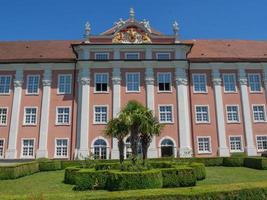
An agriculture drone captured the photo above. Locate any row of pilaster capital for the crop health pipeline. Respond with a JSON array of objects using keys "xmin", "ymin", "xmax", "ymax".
[
  {"xmin": 42, "ymin": 68, "xmax": 52, "ymax": 86},
  {"xmin": 238, "ymin": 68, "xmax": 248, "ymax": 86},
  {"xmin": 13, "ymin": 69, "xmax": 24, "ymax": 87},
  {"xmin": 145, "ymin": 67, "xmax": 154, "ymax": 85},
  {"xmin": 175, "ymin": 67, "xmax": 188, "ymax": 86},
  {"xmin": 211, "ymin": 68, "xmax": 222, "ymax": 86},
  {"xmin": 112, "ymin": 67, "xmax": 121, "ymax": 85},
  {"xmin": 78, "ymin": 67, "xmax": 90, "ymax": 85}
]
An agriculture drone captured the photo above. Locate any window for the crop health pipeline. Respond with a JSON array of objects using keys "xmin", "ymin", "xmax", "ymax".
[
  {"xmin": 0, "ymin": 108, "xmax": 7, "ymax": 125},
  {"xmin": 256, "ymin": 136, "xmax": 267, "ymax": 151},
  {"xmin": 158, "ymin": 73, "xmax": 171, "ymax": 91},
  {"xmin": 125, "ymin": 53, "xmax": 140, "ymax": 60},
  {"xmin": 0, "ymin": 75, "xmax": 11, "ymax": 94},
  {"xmin": 195, "ymin": 106, "xmax": 209, "ymax": 123},
  {"xmin": 229, "ymin": 136, "xmax": 242, "ymax": 152},
  {"xmin": 55, "ymin": 139, "xmax": 68, "ymax": 158},
  {"xmin": 0, "ymin": 140, "xmax": 4, "ymax": 158},
  {"xmin": 94, "ymin": 106, "xmax": 108, "ymax": 124},
  {"xmin": 198, "ymin": 137, "xmax": 211, "ymax": 153},
  {"xmin": 125, "ymin": 137, "xmax": 142, "ymax": 158},
  {"xmin": 95, "ymin": 73, "xmax": 108, "ymax": 92},
  {"xmin": 160, "ymin": 138, "xmax": 174, "ymax": 157},
  {"xmin": 193, "ymin": 74, "xmax": 207, "ymax": 93},
  {"xmin": 21, "ymin": 139, "xmax": 34, "ymax": 158},
  {"xmin": 26, "ymin": 75, "xmax": 39, "ymax": 94},
  {"xmin": 156, "ymin": 53, "xmax": 170, "ymax": 60},
  {"xmin": 95, "ymin": 52, "xmax": 109, "ymax": 60},
  {"xmin": 226, "ymin": 105, "xmax": 240, "ymax": 123},
  {"xmin": 58, "ymin": 74, "xmax": 72, "ymax": 94},
  {"xmin": 223, "ymin": 74, "xmax": 236, "ymax": 92},
  {"xmin": 159, "ymin": 105, "xmax": 173, "ymax": 123},
  {"xmin": 248, "ymin": 73, "xmax": 261, "ymax": 92},
  {"xmin": 126, "ymin": 73, "xmax": 140, "ymax": 92},
  {"xmin": 253, "ymin": 105, "xmax": 266, "ymax": 122},
  {"xmin": 24, "ymin": 107, "xmax": 37, "ymax": 125},
  {"xmin": 93, "ymin": 139, "xmax": 107, "ymax": 159},
  {"xmin": 56, "ymin": 107, "xmax": 70, "ymax": 125}
]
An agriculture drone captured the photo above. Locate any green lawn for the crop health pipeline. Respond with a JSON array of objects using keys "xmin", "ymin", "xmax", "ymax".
[{"xmin": 1, "ymin": 167, "xmax": 267, "ymax": 200}]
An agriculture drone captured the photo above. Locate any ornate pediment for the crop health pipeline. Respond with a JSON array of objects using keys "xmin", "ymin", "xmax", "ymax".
[{"xmin": 112, "ymin": 26, "xmax": 151, "ymax": 44}]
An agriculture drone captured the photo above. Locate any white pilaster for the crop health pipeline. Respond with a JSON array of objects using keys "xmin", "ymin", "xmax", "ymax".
[
  {"xmin": 175, "ymin": 67, "xmax": 192, "ymax": 157},
  {"xmin": 145, "ymin": 67, "xmax": 157, "ymax": 158},
  {"xmin": 76, "ymin": 66, "xmax": 90, "ymax": 159},
  {"xmin": 263, "ymin": 65, "xmax": 267, "ymax": 99},
  {"xmin": 6, "ymin": 69, "xmax": 23, "ymax": 159},
  {"xmin": 36, "ymin": 68, "xmax": 52, "ymax": 158},
  {"xmin": 212, "ymin": 69, "xmax": 230, "ymax": 157},
  {"xmin": 238, "ymin": 68, "xmax": 257, "ymax": 156},
  {"xmin": 111, "ymin": 67, "xmax": 121, "ymax": 159}
]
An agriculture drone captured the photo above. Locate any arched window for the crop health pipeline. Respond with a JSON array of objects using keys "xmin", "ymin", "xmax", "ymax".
[
  {"xmin": 161, "ymin": 138, "xmax": 174, "ymax": 157},
  {"xmin": 125, "ymin": 137, "xmax": 142, "ymax": 159},
  {"xmin": 93, "ymin": 139, "xmax": 107, "ymax": 159}
]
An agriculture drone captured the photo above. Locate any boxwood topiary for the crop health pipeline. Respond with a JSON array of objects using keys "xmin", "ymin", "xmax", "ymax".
[
  {"xmin": 244, "ymin": 157, "xmax": 267, "ymax": 170},
  {"xmin": 223, "ymin": 157, "xmax": 245, "ymax": 167},
  {"xmin": 38, "ymin": 160, "xmax": 61, "ymax": 171},
  {"xmin": 148, "ymin": 161, "xmax": 174, "ymax": 169},
  {"xmin": 189, "ymin": 162, "xmax": 206, "ymax": 180},
  {"xmin": 64, "ymin": 167, "xmax": 80, "ymax": 184},
  {"xmin": 106, "ymin": 169, "xmax": 163, "ymax": 191}
]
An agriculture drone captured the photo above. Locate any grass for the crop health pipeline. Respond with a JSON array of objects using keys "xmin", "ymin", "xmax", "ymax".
[{"xmin": 1, "ymin": 167, "xmax": 267, "ymax": 199}]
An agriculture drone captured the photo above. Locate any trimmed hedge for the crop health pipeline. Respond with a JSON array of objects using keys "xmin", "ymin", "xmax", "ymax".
[
  {"xmin": 64, "ymin": 167, "xmax": 80, "ymax": 184},
  {"xmin": 61, "ymin": 160, "xmax": 82, "ymax": 169},
  {"xmin": 106, "ymin": 170, "xmax": 163, "ymax": 191},
  {"xmin": 148, "ymin": 161, "xmax": 174, "ymax": 169},
  {"xmin": 95, "ymin": 163, "xmax": 121, "ymax": 170},
  {"xmin": 189, "ymin": 162, "xmax": 206, "ymax": 180},
  {"xmin": 0, "ymin": 162, "xmax": 39, "ymax": 180},
  {"xmin": 39, "ymin": 160, "xmax": 61, "ymax": 171},
  {"xmin": 74, "ymin": 169, "xmax": 109, "ymax": 190},
  {"xmin": 244, "ymin": 157, "xmax": 267, "ymax": 170},
  {"xmin": 223, "ymin": 157, "xmax": 245, "ymax": 167}
]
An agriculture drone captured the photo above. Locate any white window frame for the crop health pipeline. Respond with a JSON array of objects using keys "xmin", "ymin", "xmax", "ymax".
[
  {"xmin": 223, "ymin": 73, "xmax": 237, "ymax": 93},
  {"xmin": 256, "ymin": 135, "xmax": 267, "ymax": 152},
  {"xmin": 94, "ymin": 73, "xmax": 109, "ymax": 93},
  {"xmin": 0, "ymin": 139, "xmax": 5, "ymax": 158},
  {"xmin": 252, "ymin": 104, "xmax": 267, "ymax": 123},
  {"xmin": 20, "ymin": 138, "xmax": 35, "ymax": 159},
  {"xmin": 158, "ymin": 104, "xmax": 174, "ymax": 124},
  {"xmin": 197, "ymin": 136, "xmax": 212, "ymax": 154},
  {"xmin": 126, "ymin": 72, "xmax": 140, "ymax": 93},
  {"xmin": 195, "ymin": 105, "xmax": 210, "ymax": 124},
  {"xmin": 55, "ymin": 106, "xmax": 71, "ymax": 125},
  {"xmin": 192, "ymin": 73, "xmax": 207, "ymax": 93},
  {"xmin": 26, "ymin": 75, "xmax": 40, "ymax": 95},
  {"xmin": 91, "ymin": 137, "xmax": 109, "ymax": 160},
  {"xmin": 156, "ymin": 52, "xmax": 171, "ymax": 60},
  {"xmin": 157, "ymin": 72, "xmax": 172, "ymax": 92},
  {"xmin": 93, "ymin": 105, "xmax": 108, "ymax": 124},
  {"xmin": 226, "ymin": 105, "xmax": 240, "ymax": 123},
  {"xmin": 23, "ymin": 107, "xmax": 38, "ymax": 126},
  {"xmin": 57, "ymin": 74, "xmax": 72, "ymax": 95},
  {"xmin": 229, "ymin": 135, "xmax": 243, "ymax": 152},
  {"xmin": 248, "ymin": 73, "xmax": 262, "ymax": 93},
  {"xmin": 0, "ymin": 75, "xmax": 12, "ymax": 95},
  {"xmin": 54, "ymin": 138, "xmax": 69, "ymax": 158},
  {"xmin": 94, "ymin": 52, "xmax": 109, "ymax": 60},
  {"xmin": 0, "ymin": 107, "xmax": 8, "ymax": 126},
  {"xmin": 125, "ymin": 52, "xmax": 140, "ymax": 60}
]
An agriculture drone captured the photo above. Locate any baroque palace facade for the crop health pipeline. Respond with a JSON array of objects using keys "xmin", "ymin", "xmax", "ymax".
[{"xmin": 1, "ymin": 9, "xmax": 267, "ymax": 160}]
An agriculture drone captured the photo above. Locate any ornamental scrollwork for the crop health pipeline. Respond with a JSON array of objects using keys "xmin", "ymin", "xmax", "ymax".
[
  {"xmin": 42, "ymin": 79, "xmax": 52, "ymax": 87},
  {"xmin": 176, "ymin": 77, "xmax": 188, "ymax": 86},
  {"xmin": 80, "ymin": 77, "xmax": 90, "ymax": 85},
  {"xmin": 13, "ymin": 80, "xmax": 23, "ymax": 87},
  {"xmin": 212, "ymin": 78, "xmax": 222, "ymax": 86}
]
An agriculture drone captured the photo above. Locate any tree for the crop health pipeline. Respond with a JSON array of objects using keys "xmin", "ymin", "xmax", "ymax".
[{"xmin": 104, "ymin": 117, "xmax": 129, "ymax": 164}]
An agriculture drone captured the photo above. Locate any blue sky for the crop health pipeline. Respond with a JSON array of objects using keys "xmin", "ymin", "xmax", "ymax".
[{"xmin": 0, "ymin": 0, "xmax": 266, "ymax": 41}]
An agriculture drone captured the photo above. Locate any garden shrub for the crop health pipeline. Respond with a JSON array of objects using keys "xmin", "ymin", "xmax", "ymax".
[
  {"xmin": 223, "ymin": 157, "xmax": 245, "ymax": 167},
  {"xmin": 74, "ymin": 169, "xmax": 109, "ymax": 190},
  {"xmin": 148, "ymin": 161, "xmax": 174, "ymax": 168},
  {"xmin": 94, "ymin": 162, "xmax": 121, "ymax": 170},
  {"xmin": 64, "ymin": 167, "xmax": 80, "ymax": 184},
  {"xmin": 244, "ymin": 157, "xmax": 267, "ymax": 170},
  {"xmin": 38, "ymin": 160, "xmax": 61, "ymax": 171},
  {"xmin": 0, "ymin": 162, "xmax": 39, "ymax": 180},
  {"xmin": 106, "ymin": 169, "xmax": 163, "ymax": 191},
  {"xmin": 189, "ymin": 162, "xmax": 206, "ymax": 180},
  {"xmin": 193, "ymin": 157, "xmax": 224, "ymax": 166},
  {"xmin": 61, "ymin": 160, "xmax": 82, "ymax": 169},
  {"xmin": 230, "ymin": 152, "xmax": 247, "ymax": 157}
]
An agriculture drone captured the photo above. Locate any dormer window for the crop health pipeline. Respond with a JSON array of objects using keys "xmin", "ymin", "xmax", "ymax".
[
  {"xmin": 125, "ymin": 52, "xmax": 140, "ymax": 60},
  {"xmin": 156, "ymin": 53, "xmax": 171, "ymax": 60},
  {"xmin": 95, "ymin": 53, "xmax": 109, "ymax": 60}
]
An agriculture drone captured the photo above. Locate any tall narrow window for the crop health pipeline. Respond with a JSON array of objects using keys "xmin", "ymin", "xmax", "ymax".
[
  {"xmin": 158, "ymin": 73, "xmax": 171, "ymax": 91},
  {"xmin": 22, "ymin": 139, "xmax": 34, "ymax": 158},
  {"xmin": 223, "ymin": 74, "xmax": 236, "ymax": 92},
  {"xmin": 94, "ymin": 106, "xmax": 108, "ymax": 124},
  {"xmin": 159, "ymin": 105, "xmax": 173, "ymax": 123},
  {"xmin": 193, "ymin": 74, "xmax": 207, "ymax": 93},
  {"xmin": 24, "ymin": 107, "xmax": 37, "ymax": 125},
  {"xmin": 55, "ymin": 139, "xmax": 68, "ymax": 158},
  {"xmin": 195, "ymin": 106, "xmax": 209, "ymax": 123},
  {"xmin": 0, "ymin": 108, "xmax": 7, "ymax": 125},
  {"xmin": 125, "ymin": 53, "xmax": 140, "ymax": 60},
  {"xmin": 253, "ymin": 105, "xmax": 266, "ymax": 122},
  {"xmin": 229, "ymin": 136, "xmax": 242, "ymax": 152},
  {"xmin": 95, "ymin": 73, "xmax": 108, "ymax": 92},
  {"xmin": 0, "ymin": 75, "xmax": 11, "ymax": 94},
  {"xmin": 126, "ymin": 73, "xmax": 140, "ymax": 92},
  {"xmin": 95, "ymin": 53, "xmax": 109, "ymax": 60},
  {"xmin": 198, "ymin": 137, "xmax": 211, "ymax": 153},
  {"xmin": 58, "ymin": 74, "xmax": 72, "ymax": 94},
  {"xmin": 26, "ymin": 75, "xmax": 39, "ymax": 94},
  {"xmin": 256, "ymin": 136, "xmax": 267, "ymax": 151},
  {"xmin": 226, "ymin": 105, "xmax": 240, "ymax": 123},
  {"xmin": 248, "ymin": 73, "xmax": 261, "ymax": 92},
  {"xmin": 93, "ymin": 139, "xmax": 107, "ymax": 159},
  {"xmin": 0, "ymin": 140, "xmax": 4, "ymax": 158},
  {"xmin": 56, "ymin": 107, "xmax": 70, "ymax": 125}
]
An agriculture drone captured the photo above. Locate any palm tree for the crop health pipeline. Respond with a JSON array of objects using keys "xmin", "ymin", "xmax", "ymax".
[{"xmin": 104, "ymin": 117, "xmax": 129, "ymax": 164}]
